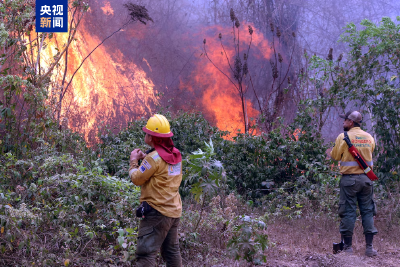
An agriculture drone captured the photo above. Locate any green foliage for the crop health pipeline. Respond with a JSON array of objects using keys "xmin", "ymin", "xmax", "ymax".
[
  {"xmin": 227, "ymin": 216, "xmax": 269, "ymax": 264},
  {"xmin": 218, "ymin": 111, "xmax": 337, "ymax": 200},
  {"xmin": 99, "ymin": 109, "xmax": 337, "ymax": 203},
  {"xmin": 98, "ymin": 117, "xmax": 148, "ymax": 177},
  {"xmin": 306, "ymin": 17, "xmax": 400, "ymax": 183},
  {"xmin": 0, "ymin": 0, "xmax": 45, "ymax": 156},
  {"xmin": 179, "ymin": 193, "xmax": 270, "ymax": 265},
  {"xmin": 183, "ymin": 139, "xmax": 226, "ymax": 201},
  {"xmin": 181, "ymin": 140, "xmax": 271, "ymax": 264},
  {"xmin": 0, "ymin": 73, "xmax": 51, "ymax": 157},
  {"xmin": 98, "ymin": 111, "xmax": 228, "ymax": 177},
  {"xmin": 0, "ymin": 0, "xmax": 89, "ymax": 158},
  {"xmin": 0, "ymin": 147, "xmax": 141, "ymax": 265},
  {"xmin": 340, "ymin": 17, "xmax": 400, "ymax": 181},
  {"xmin": 99, "ymin": 109, "xmax": 336, "ymax": 202}
]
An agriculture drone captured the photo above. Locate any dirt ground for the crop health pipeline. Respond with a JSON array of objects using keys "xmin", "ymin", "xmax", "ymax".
[
  {"xmin": 261, "ymin": 215, "xmax": 400, "ymax": 267},
  {"xmin": 200, "ymin": 214, "xmax": 400, "ymax": 267},
  {"xmin": 261, "ymin": 248, "xmax": 400, "ymax": 267}
]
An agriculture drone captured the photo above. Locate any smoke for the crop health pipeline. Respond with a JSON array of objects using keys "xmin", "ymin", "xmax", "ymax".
[{"xmin": 58, "ymin": 0, "xmax": 400, "ymax": 140}]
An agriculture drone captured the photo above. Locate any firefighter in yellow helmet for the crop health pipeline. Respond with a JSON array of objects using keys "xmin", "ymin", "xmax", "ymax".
[{"xmin": 129, "ymin": 114, "xmax": 182, "ymax": 267}]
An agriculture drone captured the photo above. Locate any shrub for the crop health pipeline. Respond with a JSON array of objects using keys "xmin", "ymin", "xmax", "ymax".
[
  {"xmin": 0, "ymin": 147, "xmax": 141, "ymax": 266},
  {"xmin": 98, "ymin": 111, "xmax": 228, "ymax": 177},
  {"xmin": 217, "ymin": 108, "xmax": 337, "ymax": 200}
]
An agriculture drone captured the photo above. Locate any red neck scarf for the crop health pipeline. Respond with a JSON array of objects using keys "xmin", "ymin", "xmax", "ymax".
[{"xmin": 152, "ymin": 137, "xmax": 182, "ymax": 164}]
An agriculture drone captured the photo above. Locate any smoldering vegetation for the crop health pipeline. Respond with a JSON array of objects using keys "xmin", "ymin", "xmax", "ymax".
[
  {"xmin": 1, "ymin": 0, "xmax": 400, "ymax": 266},
  {"xmin": 77, "ymin": 0, "xmax": 400, "ymax": 140}
]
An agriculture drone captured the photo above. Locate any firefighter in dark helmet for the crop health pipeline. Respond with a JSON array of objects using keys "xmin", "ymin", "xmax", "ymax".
[{"xmin": 330, "ymin": 111, "xmax": 378, "ymax": 256}]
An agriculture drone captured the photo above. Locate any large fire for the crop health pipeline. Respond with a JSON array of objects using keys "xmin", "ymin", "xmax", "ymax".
[
  {"xmin": 180, "ymin": 23, "xmax": 271, "ymax": 136},
  {"xmin": 34, "ymin": 2, "xmax": 272, "ymax": 140},
  {"xmin": 39, "ymin": 9, "xmax": 158, "ymax": 140}
]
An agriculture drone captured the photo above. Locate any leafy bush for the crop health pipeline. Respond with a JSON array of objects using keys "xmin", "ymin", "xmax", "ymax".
[
  {"xmin": 180, "ymin": 139, "xmax": 269, "ymax": 264},
  {"xmin": 301, "ymin": 17, "xmax": 400, "ymax": 183},
  {"xmin": 180, "ymin": 193, "xmax": 269, "ymax": 265},
  {"xmin": 0, "ymin": 0, "xmax": 89, "ymax": 159},
  {"xmin": 227, "ymin": 216, "xmax": 269, "ymax": 264},
  {"xmin": 99, "ymin": 109, "xmax": 337, "ymax": 202},
  {"xmin": 98, "ymin": 111, "xmax": 228, "ymax": 177},
  {"xmin": 182, "ymin": 139, "xmax": 226, "ymax": 200},
  {"xmin": 339, "ymin": 18, "xmax": 400, "ymax": 182},
  {"xmin": 0, "ymin": 148, "xmax": 141, "ymax": 266},
  {"xmin": 217, "ymin": 108, "xmax": 337, "ymax": 200}
]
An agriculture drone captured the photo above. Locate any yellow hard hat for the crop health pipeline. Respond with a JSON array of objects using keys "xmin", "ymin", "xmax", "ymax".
[{"xmin": 142, "ymin": 114, "xmax": 173, "ymax": 137}]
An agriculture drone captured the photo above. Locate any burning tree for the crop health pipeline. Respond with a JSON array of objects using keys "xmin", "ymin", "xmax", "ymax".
[
  {"xmin": 0, "ymin": 0, "xmax": 154, "ymax": 155},
  {"xmin": 202, "ymin": 7, "xmax": 299, "ymax": 134},
  {"xmin": 57, "ymin": 2, "xmax": 154, "ymax": 131},
  {"xmin": 203, "ymin": 8, "xmax": 255, "ymax": 134},
  {"xmin": 0, "ymin": 0, "xmax": 90, "ymax": 155},
  {"xmin": 199, "ymin": 1, "xmax": 300, "ymax": 132}
]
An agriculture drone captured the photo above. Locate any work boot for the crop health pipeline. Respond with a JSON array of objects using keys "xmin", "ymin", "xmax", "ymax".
[
  {"xmin": 365, "ymin": 234, "xmax": 378, "ymax": 257},
  {"xmin": 343, "ymin": 236, "xmax": 353, "ymax": 254}
]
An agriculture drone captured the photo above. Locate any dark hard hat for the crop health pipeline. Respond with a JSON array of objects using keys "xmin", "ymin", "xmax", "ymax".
[{"xmin": 339, "ymin": 111, "xmax": 362, "ymax": 124}]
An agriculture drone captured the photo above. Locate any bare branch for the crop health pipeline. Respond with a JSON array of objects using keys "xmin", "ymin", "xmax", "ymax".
[
  {"xmin": 220, "ymin": 40, "xmax": 234, "ymax": 73},
  {"xmin": 35, "ymin": 33, "xmax": 45, "ymax": 73},
  {"xmin": 277, "ymin": 42, "xmax": 296, "ymax": 89},
  {"xmin": 39, "ymin": 11, "xmax": 85, "ymax": 83},
  {"xmin": 62, "ymin": 20, "xmax": 132, "ymax": 101},
  {"xmin": 203, "ymin": 43, "xmax": 239, "ymax": 92},
  {"xmin": 248, "ymin": 72, "xmax": 263, "ymax": 116}
]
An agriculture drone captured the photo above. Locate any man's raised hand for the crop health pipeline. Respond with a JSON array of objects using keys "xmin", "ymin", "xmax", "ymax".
[{"xmin": 130, "ymin": 149, "xmax": 146, "ymax": 161}]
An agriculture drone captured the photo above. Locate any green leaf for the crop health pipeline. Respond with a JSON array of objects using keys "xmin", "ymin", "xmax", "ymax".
[
  {"xmin": 118, "ymin": 228, "xmax": 124, "ymax": 236},
  {"xmin": 125, "ymin": 228, "xmax": 135, "ymax": 234},
  {"xmin": 117, "ymin": 236, "xmax": 124, "ymax": 245}
]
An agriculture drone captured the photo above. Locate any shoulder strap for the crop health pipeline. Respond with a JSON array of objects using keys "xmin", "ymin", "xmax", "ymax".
[
  {"xmin": 343, "ymin": 131, "xmax": 353, "ymax": 147},
  {"xmin": 145, "ymin": 148, "xmax": 155, "ymax": 154}
]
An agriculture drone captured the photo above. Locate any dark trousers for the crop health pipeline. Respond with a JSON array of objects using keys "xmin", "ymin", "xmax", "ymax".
[
  {"xmin": 338, "ymin": 174, "xmax": 378, "ymax": 237},
  {"xmin": 135, "ymin": 209, "xmax": 182, "ymax": 267}
]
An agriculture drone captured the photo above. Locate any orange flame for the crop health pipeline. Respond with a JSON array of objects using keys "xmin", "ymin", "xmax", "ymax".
[
  {"xmin": 293, "ymin": 128, "xmax": 306, "ymax": 141},
  {"xmin": 35, "ymin": 12, "xmax": 273, "ymax": 141},
  {"xmin": 180, "ymin": 23, "xmax": 270, "ymax": 137},
  {"xmin": 40, "ymin": 23, "xmax": 158, "ymax": 140},
  {"xmin": 101, "ymin": 1, "xmax": 114, "ymax": 16}
]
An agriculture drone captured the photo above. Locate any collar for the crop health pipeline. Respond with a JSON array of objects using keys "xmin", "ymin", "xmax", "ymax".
[
  {"xmin": 145, "ymin": 148, "xmax": 155, "ymax": 154},
  {"xmin": 349, "ymin": 127, "xmax": 361, "ymax": 132}
]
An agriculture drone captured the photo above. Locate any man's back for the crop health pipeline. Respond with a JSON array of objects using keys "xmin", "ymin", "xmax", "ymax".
[
  {"xmin": 130, "ymin": 150, "xmax": 182, "ymax": 218},
  {"xmin": 331, "ymin": 127, "xmax": 375, "ymax": 174}
]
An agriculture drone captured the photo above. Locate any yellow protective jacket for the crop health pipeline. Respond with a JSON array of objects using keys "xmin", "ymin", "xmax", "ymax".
[
  {"xmin": 129, "ymin": 150, "xmax": 182, "ymax": 218},
  {"xmin": 330, "ymin": 127, "xmax": 375, "ymax": 174}
]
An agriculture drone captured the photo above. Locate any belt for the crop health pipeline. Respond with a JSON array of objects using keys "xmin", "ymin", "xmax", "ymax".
[{"xmin": 340, "ymin": 161, "xmax": 373, "ymax": 167}]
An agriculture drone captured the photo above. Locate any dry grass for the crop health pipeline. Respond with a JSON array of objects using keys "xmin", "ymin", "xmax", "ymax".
[
  {"xmin": 179, "ymin": 192, "xmax": 400, "ymax": 267},
  {"xmin": 179, "ymin": 214, "xmax": 400, "ymax": 267},
  {"xmin": 264, "ymin": 214, "xmax": 400, "ymax": 266}
]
